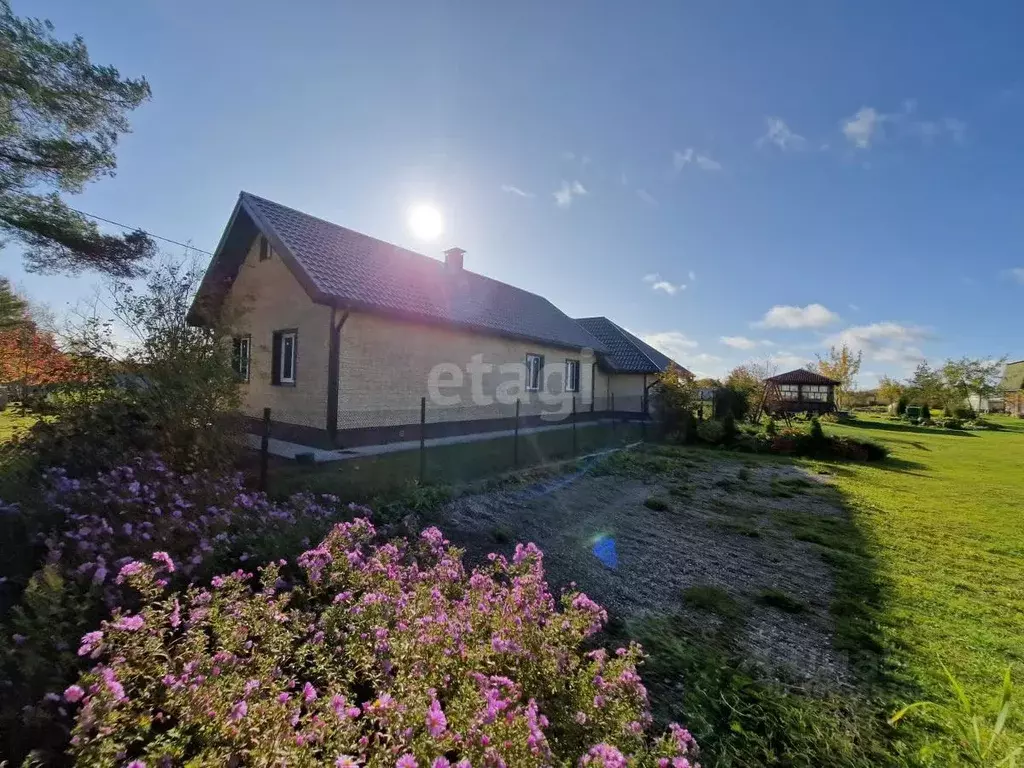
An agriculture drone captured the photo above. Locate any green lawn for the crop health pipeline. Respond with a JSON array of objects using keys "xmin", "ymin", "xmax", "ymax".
[
  {"xmin": 0, "ymin": 408, "xmax": 37, "ymax": 445},
  {"xmin": 822, "ymin": 414, "xmax": 1024, "ymax": 723}
]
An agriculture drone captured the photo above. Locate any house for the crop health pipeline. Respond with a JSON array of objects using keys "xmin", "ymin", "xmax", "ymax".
[
  {"xmin": 763, "ymin": 368, "xmax": 838, "ymax": 415},
  {"xmin": 189, "ymin": 192, "xmax": 672, "ymax": 447},
  {"xmin": 575, "ymin": 316, "xmax": 691, "ymax": 411},
  {"xmin": 998, "ymin": 360, "xmax": 1024, "ymax": 417}
]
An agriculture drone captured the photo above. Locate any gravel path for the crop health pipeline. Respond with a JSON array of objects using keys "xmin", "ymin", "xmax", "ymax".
[{"xmin": 439, "ymin": 450, "xmax": 852, "ymax": 688}]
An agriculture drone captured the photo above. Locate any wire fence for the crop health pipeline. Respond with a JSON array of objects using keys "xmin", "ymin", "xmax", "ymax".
[{"xmin": 256, "ymin": 395, "xmax": 653, "ymax": 494}]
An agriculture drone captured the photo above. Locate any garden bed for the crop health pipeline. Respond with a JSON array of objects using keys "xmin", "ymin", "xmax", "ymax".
[{"xmin": 439, "ymin": 448, "xmax": 854, "ymax": 688}]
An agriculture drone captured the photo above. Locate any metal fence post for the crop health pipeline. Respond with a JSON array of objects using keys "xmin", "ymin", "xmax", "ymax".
[
  {"xmin": 610, "ymin": 393, "xmax": 616, "ymax": 442},
  {"xmin": 259, "ymin": 407, "xmax": 271, "ymax": 493},
  {"xmin": 513, "ymin": 399, "xmax": 520, "ymax": 468},
  {"xmin": 419, "ymin": 396, "xmax": 426, "ymax": 483},
  {"xmin": 572, "ymin": 395, "xmax": 577, "ymax": 456}
]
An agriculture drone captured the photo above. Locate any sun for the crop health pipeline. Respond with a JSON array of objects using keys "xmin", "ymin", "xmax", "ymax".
[{"xmin": 407, "ymin": 204, "xmax": 444, "ymax": 241}]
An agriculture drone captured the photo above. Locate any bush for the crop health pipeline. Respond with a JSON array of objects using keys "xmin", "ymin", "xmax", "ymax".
[
  {"xmin": 942, "ymin": 418, "xmax": 963, "ymax": 430},
  {"xmin": 0, "ymin": 454, "xmax": 358, "ymax": 763},
  {"xmin": 896, "ymin": 397, "xmax": 908, "ymax": 416},
  {"xmin": 809, "ymin": 417, "xmax": 825, "ymax": 442},
  {"xmin": 65, "ymin": 521, "xmax": 699, "ymax": 766},
  {"xmin": 952, "ymin": 405, "xmax": 976, "ymax": 420},
  {"xmin": 722, "ymin": 414, "xmax": 737, "ymax": 443},
  {"xmin": 921, "ymin": 404, "xmax": 931, "ymax": 420},
  {"xmin": 764, "ymin": 417, "xmax": 777, "ymax": 437},
  {"xmin": 696, "ymin": 420, "xmax": 726, "ymax": 445}
]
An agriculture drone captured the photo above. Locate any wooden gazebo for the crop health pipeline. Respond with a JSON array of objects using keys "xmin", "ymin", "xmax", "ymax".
[{"xmin": 760, "ymin": 368, "xmax": 839, "ymax": 417}]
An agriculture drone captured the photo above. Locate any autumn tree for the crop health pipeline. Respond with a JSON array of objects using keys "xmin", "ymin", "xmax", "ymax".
[
  {"xmin": 876, "ymin": 375, "xmax": 905, "ymax": 405},
  {"xmin": 0, "ymin": 1, "xmax": 155, "ymax": 276},
  {"xmin": 815, "ymin": 344, "xmax": 862, "ymax": 410},
  {"xmin": 725, "ymin": 356, "xmax": 778, "ymax": 422}
]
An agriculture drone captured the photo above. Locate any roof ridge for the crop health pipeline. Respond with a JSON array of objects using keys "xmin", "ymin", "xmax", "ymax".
[
  {"xmin": 605, "ymin": 317, "xmax": 663, "ymax": 371},
  {"xmin": 240, "ymin": 191, "xmax": 559, "ymax": 299}
]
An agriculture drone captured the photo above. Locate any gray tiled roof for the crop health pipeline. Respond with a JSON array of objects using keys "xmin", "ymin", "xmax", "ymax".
[
  {"xmin": 575, "ymin": 317, "xmax": 690, "ymax": 375},
  {"xmin": 766, "ymin": 368, "xmax": 839, "ymax": 385},
  {"xmin": 999, "ymin": 360, "xmax": 1024, "ymax": 392},
  {"xmin": 194, "ymin": 192, "xmax": 606, "ymax": 352}
]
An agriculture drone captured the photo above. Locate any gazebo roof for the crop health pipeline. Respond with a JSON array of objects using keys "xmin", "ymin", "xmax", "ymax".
[{"xmin": 765, "ymin": 368, "xmax": 840, "ymax": 386}]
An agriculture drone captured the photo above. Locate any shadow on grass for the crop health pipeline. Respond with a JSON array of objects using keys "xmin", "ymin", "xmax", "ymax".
[
  {"xmin": 842, "ymin": 419, "xmax": 977, "ymax": 438},
  {"xmin": 596, "ymin": 448, "xmax": 925, "ymax": 767}
]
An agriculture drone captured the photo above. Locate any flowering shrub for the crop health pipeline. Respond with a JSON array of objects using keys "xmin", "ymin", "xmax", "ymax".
[
  {"xmin": 35, "ymin": 453, "xmax": 359, "ymax": 598},
  {"xmin": 0, "ymin": 454, "xmax": 361, "ymax": 763},
  {"xmin": 67, "ymin": 520, "xmax": 699, "ymax": 767}
]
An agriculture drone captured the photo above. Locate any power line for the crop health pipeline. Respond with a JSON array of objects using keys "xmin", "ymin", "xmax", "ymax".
[{"xmin": 67, "ymin": 206, "xmax": 213, "ymax": 255}]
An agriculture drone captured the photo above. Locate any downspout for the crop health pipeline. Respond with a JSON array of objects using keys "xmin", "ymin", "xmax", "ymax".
[{"xmin": 326, "ymin": 305, "xmax": 350, "ymax": 440}]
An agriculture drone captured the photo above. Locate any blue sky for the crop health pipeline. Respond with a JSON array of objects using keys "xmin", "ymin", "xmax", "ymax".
[{"xmin": 6, "ymin": 1, "xmax": 1024, "ymax": 386}]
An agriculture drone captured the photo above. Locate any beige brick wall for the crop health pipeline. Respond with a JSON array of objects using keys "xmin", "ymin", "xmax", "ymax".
[
  {"xmin": 608, "ymin": 373, "xmax": 649, "ymax": 412},
  {"xmin": 222, "ymin": 237, "xmax": 331, "ymax": 429},
  {"xmin": 337, "ymin": 311, "xmax": 598, "ymax": 428}
]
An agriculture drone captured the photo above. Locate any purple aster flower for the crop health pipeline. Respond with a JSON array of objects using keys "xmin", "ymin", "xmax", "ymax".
[
  {"xmin": 150, "ymin": 551, "xmax": 175, "ymax": 573},
  {"xmin": 115, "ymin": 561, "xmax": 145, "ymax": 584},
  {"xmin": 115, "ymin": 614, "xmax": 145, "ymax": 632},
  {"xmin": 63, "ymin": 684, "xmax": 85, "ymax": 703},
  {"xmin": 425, "ymin": 698, "xmax": 447, "ymax": 737},
  {"xmin": 229, "ymin": 699, "xmax": 247, "ymax": 721},
  {"xmin": 335, "ymin": 757, "xmax": 359, "ymax": 768},
  {"xmin": 77, "ymin": 630, "xmax": 103, "ymax": 657},
  {"xmin": 303, "ymin": 682, "xmax": 317, "ymax": 702},
  {"xmin": 396, "ymin": 756, "xmax": 417, "ymax": 768}
]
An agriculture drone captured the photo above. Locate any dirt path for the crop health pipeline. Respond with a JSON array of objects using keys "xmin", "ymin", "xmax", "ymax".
[{"xmin": 439, "ymin": 449, "xmax": 852, "ymax": 688}]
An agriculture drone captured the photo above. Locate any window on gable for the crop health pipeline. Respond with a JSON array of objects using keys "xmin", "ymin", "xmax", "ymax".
[
  {"xmin": 272, "ymin": 330, "xmax": 297, "ymax": 385},
  {"xmin": 231, "ymin": 335, "xmax": 250, "ymax": 382},
  {"xmin": 259, "ymin": 236, "xmax": 270, "ymax": 261},
  {"xmin": 525, "ymin": 353, "xmax": 543, "ymax": 392},
  {"xmin": 565, "ymin": 358, "xmax": 580, "ymax": 393}
]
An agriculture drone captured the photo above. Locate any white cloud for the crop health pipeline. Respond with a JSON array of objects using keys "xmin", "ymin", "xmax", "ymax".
[
  {"xmin": 824, "ymin": 322, "xmax": 930, "ymax": 370},
  {"xmin": 842, "ymin": 107, "xmax": 883, "ymax": 149},
  {"xmin": 636, "ymin": 188, "xmax": 657, "ymax": 206},
  {"xmin": 641, "ymin": 331, "xmax": 701, "ymax": 365},
  {"xmin": 673, "ymin": 148, "xmax": 722, "ymax": 173},
  {"xmin": 842, "ymin": 103, "xmax": 965, "ymax": 150},
  {"xmin": 848, "ymin": 303, "xmax": 860, "ymax": 311},
  {"xmin": 772, "ymin": 351, "xmax": 811, "ymax": 370},
  {"xmin": 758, "ymin": 117, "xmax": 806, "ymax": 151},
  {"xmin": 500, "ymin": 184, "xmax": 533, "ymax": 198},
  {"xmin": 688, "ymin": 270, "xmax": 696, "ymax": 282},
  {"xmin": 755, "ymin": 303, "xmax": 839, "ymax": 329},
  {"xmin": 1006, "ymin": 267, "xmax": 1024, "ymax": 284},
  {"xmin": 653, "ymin": 281, "xmax": 684, "ymax": 295},
  {"xmin": 721, "ymin": 335, "xmax": 758, "ymax": 350},
  {"xmin": 643, "ymin": 273, "xmax": 686, "ymax": 295},
  {"xmin": 553, "ymin": 180, "xmax": 587, "ymax": 208}
]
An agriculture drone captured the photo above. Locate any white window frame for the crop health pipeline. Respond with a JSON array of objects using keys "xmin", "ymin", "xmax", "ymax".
[
  {"xmin": 525, "ymin": 353, "xmax": 543, "ymax": 392},
  {"xmin": 232, "ymin": 335, "xmax": 251, "ymax": 382},
  {"xmin": 279, "ymin": 331, "xmax": 297, "ymax": 384},
  {"xmin": 565, "ymin": 358, "xmax": 580, "ymax": 393}
]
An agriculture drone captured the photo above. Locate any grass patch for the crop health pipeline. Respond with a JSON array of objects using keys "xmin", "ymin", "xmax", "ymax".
[
  {"xmin": 643, "ymin": 495, "xmax": 670, "ymax": 511},
  {"xmin": 620, "ymin": 615, "xmax": 899, "ymax": 768},
  {"xmin": 736, "ymin": 467, "xmax": 753, "ymax": 483},
  {"xmin": 682, "ymin": 584, "xmax": 745, "ymax": 620},
  {"xmin": 668, "ymin": 482, "xmax": 692, "ymax": 499},
  {"xmin": 275, "ymin": 422, "xmax": 643, "ymax": 500},
  {"xmin": 756, "ymin": 588, "xmax": 807, "ymax": 614},
  {"xmin": 811, "ymin": 413, "xmax": 1024, "ymax": 745},
  {"xmin": 715, "ymin": 519, "xmax": 762, "ymax": 538},
  {"xmin": 0, "ymin": 409, "xmax": 39, "ymax": 445}
]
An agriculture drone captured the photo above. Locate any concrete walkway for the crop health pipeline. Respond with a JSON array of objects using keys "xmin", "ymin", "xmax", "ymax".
[{"xmin": 242, "ymin": 418, "xmax": 628, "ymax": 462}]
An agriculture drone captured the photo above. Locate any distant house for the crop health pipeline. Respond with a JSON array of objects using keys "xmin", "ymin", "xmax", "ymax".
[
  {"xmin": 763, "ymin": 368, "xmax": 839, "ymax": 415},
  {"xmin": 575, "ymin": 317, "xmax": 691, "ymax": 411},
  {"xmin": 189, "ymin": 192, "xmax": 687, "ymax": 447},
  {"xmin": 998, "ymin": 360, "xmax": 1024, "ymax": 417}
]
